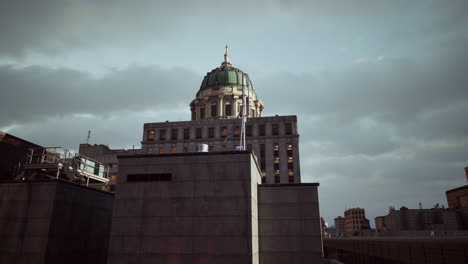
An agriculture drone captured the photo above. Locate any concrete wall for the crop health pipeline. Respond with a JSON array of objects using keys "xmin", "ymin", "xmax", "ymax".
[
  {"xmin": 107, "ymin": 151, "xmax": 261, "ymax": 264},
  {"xmin": 0, "ymin": 180, "xmax": 114, "ymax": 264},
  {"xmin": 258, "ymin": 183, "xmax": 322, "ymax": 264},
  {"xmin": 324, "ymin": 237, "xmax": 468, "ymax": 264}
]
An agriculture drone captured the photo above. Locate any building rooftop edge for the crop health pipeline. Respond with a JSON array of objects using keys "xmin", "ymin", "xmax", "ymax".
[
  {"xmin": 446, "ymin": 184, "xmax": 468, "ymax": 193},
  {"xmin": 259, "ymin": 183, "xmax": 319, "ymax": 187},
  {"xmin": 117, "ymin": 150, "xmax": 252, "ymax": 159},
  {"xmin": 0, "ymin": 179, "xmax": 114, "ymax": 195}
]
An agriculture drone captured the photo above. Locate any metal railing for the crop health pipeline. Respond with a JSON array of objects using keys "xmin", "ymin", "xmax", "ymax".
[{"xmin": 21, "ymin": 147, "xmax": 110, "ymax": 186}]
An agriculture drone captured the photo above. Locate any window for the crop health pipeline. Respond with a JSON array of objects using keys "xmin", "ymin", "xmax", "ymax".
[
  {"xmin": 208, "ymin": 127, "xmax": 215, "ymax": 138},
  {"xmin": 287, "ymin": 144, "xmax": 293, "ymax": 157},
  {"xmin": 274, "ymin": 174, "xmax": 280, "ymax": 183},
  {"xmin": 200, "ymin": 105, "xmax": 205, "ymax": 119},
  {"xmin": 272, "ymin": 124, "xmax": 279, "ymax": 136},
  {"xmin": 288, "ymin": 176, "xmax": 294, "ymax": 183},
  {"xmin": 221, "ymin": 127, "xmax": 228, "ymax": 137},
  {"xmin": 159, "ymin": 129, "xmax": 166, "ymax": 140},
  {"xmin": 147, "ymin": 148, "xmax": 153, "ymax": 154},
  {"xmin": 184, "ymin": 128, "xmax": 190, "ymax": 140},
  {"xmin": 259, "ymin": 124, "xmax": 265, "ymax": 136},
  {"xmin": 286, "ymin": 123, "xmax": 292, "ymax": 135},
  {"xmin": 274, "ymin": 163, "xmax": 279, "ymax": 170},
  {"xmin": 196, "ymin": 127, "xmax": 202, "ymax": 139},
  {"xmin": 260, "ymin": 160, "xmax": 266, "ymax": 171},
  {"xmin": 158, "ymin": 148, "xmax": 164, "ymax": 154},
  {"xmin": 246, "ymin": 125, "xmax": 252, "ymax": 137},
  {"xmin": 148, "ymin": 130, "xmax": 155, "ymax": 141},
  {"xmin": 225, "ymin": 104, "xmax": 232, "ymax": 116},
  {"xmin": 233, "ymin": 126, "xmax": 240, "ymax": 137},
  {"xmin": 273, "ymin": 143, "xmax": 279, "ymax": 158},
  {"xmin": 171, "ymin": 147, "xmax": 177, "ymax": 153},
  {"xmin": 171, "ymin": 128, "xmax": 178, "ymax": 140},
  {"xmin": 127, "ymin": 173, "xmax": 172, "ymax": 182},
  {"xmin": 262, "ymin": 177, "xmax": 266, "ymax": 184},
  {"xmin": 288, "ymin": 170, "xmax": 294, "ymax": 176},
  {"xmin": 208, "ymin": 145, "xmax": 213, "ymax": 152},
  {"xmin": 211, "ymin": 104, "xmax": 217, "ymax": 117}
]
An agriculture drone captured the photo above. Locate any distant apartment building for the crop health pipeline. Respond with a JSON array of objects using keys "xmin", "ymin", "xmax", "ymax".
[
  {"xmin": 344, "ymin": 208, "xmax": 366, "ymax": 237},
  {"xmin": 446, "ymin": 167, "xmax": 468, "ymax": 209},
  {"xmin": 334, "ymin": 216, "xmax": 346, "ymax": 237},
  {"xmin": 375, "ymin": 206, "xmax": 468, "ymax": 237},
  {"xmin": 446, "ymin": 185, "xmax": 468, "ymax": 209}
]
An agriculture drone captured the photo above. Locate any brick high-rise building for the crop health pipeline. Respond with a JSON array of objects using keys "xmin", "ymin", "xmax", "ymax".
[{"xmin": 344, "ymin": 208, "xmax": 366, "ymax": 237}]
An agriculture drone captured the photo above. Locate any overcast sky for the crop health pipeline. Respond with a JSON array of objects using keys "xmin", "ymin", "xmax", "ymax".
[{"xmin": 1, "ymin": 0, "xmax": 467, "ymax": 226}]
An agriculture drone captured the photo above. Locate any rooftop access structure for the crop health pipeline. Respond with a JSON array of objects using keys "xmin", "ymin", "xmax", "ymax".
[{"xmin": 15, "ymin": 147, "xmax": 110, "ymax": 186}]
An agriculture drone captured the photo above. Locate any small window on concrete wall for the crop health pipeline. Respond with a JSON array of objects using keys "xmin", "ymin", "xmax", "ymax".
[
  {"xmin": 196, "ymin": 128, "xmax": 202, "ymax": 139},
  {"xmin": 127, "ymin": 173, "xmax": 172, "ymax": 182},
  {"xmin": 160, "ymin": 129, "xmax": 166, "ymax": 140},
  {"xmin": 233, "ymin": 126, "xmax": 240, "ymax": 137},
  {"xmin": 272, "ymin": 124, "xmax": 279, "ymax": 136},
  {"xmin": 184, "ymin": 128, "xmax": 190, "ymax": 139},
  {"xmin": 148, "ymin": 130, "xmax": 155, "ymax": 141},
  {"xmin": 208, "ymin": 127, "xmax": 215, "ymax": 138},
  {"xmin": 221, "ymin": 127, "xmax": 228, "ymax": 137},
  {"xmin": 171, "ymin": 128, "xmax": 178, "ymax": 140},
  {"xmin": 259, "ymin": 125, "xmax": 265, "ymax": 136},
  {"xmin": 285, "ymin": 123, "xmax": 292, "ymax": 135},
  {"xmin": 246, "ymin": 125, "xmax": 252, "ymax": 137}
]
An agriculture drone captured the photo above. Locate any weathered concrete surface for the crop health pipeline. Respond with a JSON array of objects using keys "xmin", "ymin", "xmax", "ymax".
[
  {"xmin": 0, "ymin": 180, "xmax": 114, "ymax": 264},
  {"xmin": 323, "ymin": 237, "xmax": 468, "ymax": 264},
  {"xmin": 107, "ymin": 151, "xmax": 261, "ymax": 264},
  {"xmin": 258, "ymin": 183, "xmax": 322, "ymax": 264}
]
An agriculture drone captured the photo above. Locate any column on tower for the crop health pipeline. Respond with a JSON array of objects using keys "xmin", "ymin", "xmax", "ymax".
[{"xmin": 218, "ymin": 95, "xmax": 224, "ymax": 117}]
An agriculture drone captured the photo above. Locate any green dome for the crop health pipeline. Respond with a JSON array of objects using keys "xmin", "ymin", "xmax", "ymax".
[{"xmin": 199, "ymin": 66, "xmax": 254, "ymax": 92}]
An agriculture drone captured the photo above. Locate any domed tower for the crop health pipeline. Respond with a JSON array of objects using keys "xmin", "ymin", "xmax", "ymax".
[{"xmin": 190, "ymin": 46, "xmax": 264, "ymax": 121}]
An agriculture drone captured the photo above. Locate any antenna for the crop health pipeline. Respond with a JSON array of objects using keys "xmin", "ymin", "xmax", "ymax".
[
  {"xmin": 238, "ymin": 74, "xmax": 247, "ymax": 150},
  {"xmin": 86, "ymin": 130, "xmax": 91, "ymax": 144}
]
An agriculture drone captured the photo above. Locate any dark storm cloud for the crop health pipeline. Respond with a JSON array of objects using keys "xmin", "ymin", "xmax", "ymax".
[
  {"xmin": 258, "ymin": 38, "xmax": 468, "ymax": 140},
  {"xmin": 0, "ymin": 64, "xmax": 197, "ymax": 127},
  {"xmin": 2, "ymin": 0, "xmax": 467, "ymax": 58}
]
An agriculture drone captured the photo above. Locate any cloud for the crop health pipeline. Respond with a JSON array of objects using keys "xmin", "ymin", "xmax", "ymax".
[
  {"xmin": 1, "ymin": 0, "xmax": 467, "ymax": 59},
  {"xmin": 0, "ymin": 64, "xmax": 198, "ymax": 127}
]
